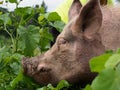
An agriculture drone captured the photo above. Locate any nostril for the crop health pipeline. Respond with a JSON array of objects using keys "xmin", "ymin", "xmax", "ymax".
[
  {"xmin": 39, "ymin": 67, "xmax": 46, "ymax": 72},
  {"xmin": 37, "ymin": 64, "xmax": 51, "ymax": 73}
]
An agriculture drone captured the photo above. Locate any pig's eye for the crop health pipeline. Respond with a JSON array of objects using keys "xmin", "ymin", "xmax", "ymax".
[{"xmin": 58, "ymin": 38, "xmax": 67, "ymax": 45}]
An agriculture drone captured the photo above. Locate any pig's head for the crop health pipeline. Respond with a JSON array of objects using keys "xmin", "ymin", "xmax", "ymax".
[{"xmin": 22, "ymin": 0, "xmax": 105, "ymax": 86}]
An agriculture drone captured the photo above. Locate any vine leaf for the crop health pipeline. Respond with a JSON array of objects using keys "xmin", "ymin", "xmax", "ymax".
[{"xmin": 17, "ymin": 25, "xmax": 40, "ymax": 56}]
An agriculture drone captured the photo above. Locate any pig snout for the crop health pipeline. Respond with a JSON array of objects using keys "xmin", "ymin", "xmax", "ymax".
[
  {"xmin": 37, "ymin": 64, "xmax": 52, "ymax": 73},
  {"xmin": 22, "ymin": 57, "xmax": 39, "ymax": 76}
]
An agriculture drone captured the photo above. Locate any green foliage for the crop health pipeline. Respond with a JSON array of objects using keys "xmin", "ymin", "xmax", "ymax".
[
  {"xmin": 0, "ymin": 13, "xmax": 11, "ymax": 25},
  {"xmin": 91, "ymin": 67, "xmax": 120, "ymax": 90},
  {"xmin": 37, "ymin": 80, "xmax": 70, "ymax": 90},
  {"xmin": 39, "ymin": 27, "xmax": 53, "ymax": 52},
  {"xmin": 17, "ymin": 25, "xmax": 40, "ymax": 56},
  {"xmin": 9, "ymin": 0, "xmax": 18, "ymax": 4},
  {"xmin": 90, "ymin": 53, "xmax": 112, "ymax": 73},
  {"xmin": 85, "ymin": 50, "xmax": 120, "ymax": 90},
  {"xmin": 0, "ymin": 1, "xmax": 65, "ymax": 89},
  {"xmin": 38, "ymin": 12, "xmax": 65, "ymax": 31}
]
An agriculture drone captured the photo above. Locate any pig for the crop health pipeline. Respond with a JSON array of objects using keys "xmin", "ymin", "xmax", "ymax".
[{"xmin": 22, "ymin": 0, "xmax": 120, "ymax": 87}]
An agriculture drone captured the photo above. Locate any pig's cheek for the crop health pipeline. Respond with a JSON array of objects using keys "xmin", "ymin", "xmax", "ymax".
[{"xmin": 57, "ymin": 44, "xmax": 67, "ymax": 52}]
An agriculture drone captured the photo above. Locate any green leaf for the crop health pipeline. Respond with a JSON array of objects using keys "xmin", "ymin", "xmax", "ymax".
[
  {"xmin": 14, "ymin": 7, "xmax": 34, "ymax": 22},
  {"xmin": 38, "ymin": 15, "xmax": 45, "ymax": 22},
  {"xmin": 0, "ymin": 12, "xmax": 2, "ymax": 15},
  {"xmin": 44, "ymin": 12, "xmax": 61, "ymax": 21},
  {"xmin": 39, "ymin": 7, "xmax": 45, "ymax": 14},
  {"xmin": 105, "ymin": 53, "xmax": 120, "ymax": 69},
  {"xmin": 10, "ymin": 62, "xmax": 20, "ymax": 74},
  {"xmin": 116, "ymin": 64, "xmax": 120, "ymax": 75},
  {"xmin": 84, "ymin": 85, "xmax": 92, "ymax": 90},
  {"xmin": 17, "ymin": 25, "xmax": 40, "ymax": 56},
  {"xmin": 56, "ymin": 80, "xmax": 69, "ymax": 90},
  {"xmin": 40, "ymin": 28, "xmax": 53, "ymax": 41},
  {"xmin": 50, "ymin": 21, "xmax": 65, "ymax": 32},
  {"xmin": 9, "ymin": 0, "xmax": 18, "ymax": 4},
  {"xmin": 90, "ymin": 53, "xmax": 112, "ymax": 73},
  {"xmin": 108, "ymin": 0, "xmax": 114, "ymax": 5},
  {"xmin": 36, "ymin": 84, "xmax": 55, "ymax": 90},
  {"xmin": 36, "ymin": 87, "xmax": 48, "ymax": 90},
  {"xmin": 39, "ymin": 28, "xmax": 53, "ymax": 52},
  {"xmin": 116, "ymin": 48, "xmax": 120, "ymax": 53},
  {"xmin": 91, "ymin": 68, "xmax": 120, "ymax": 90},
  {"xmin": 0, "ymin": 1, "xmax": 3, "ymax": 4},
  {"xmin": 21, "ymin": 75, "xmax": 40, "ymax": 89},
  {"xmin": 10, "ymin": 70, "xmax": 23, "ymax": 89},
  {"xmin": 0, "ymin": 13, "xmax": 11, "ymax": 25}
]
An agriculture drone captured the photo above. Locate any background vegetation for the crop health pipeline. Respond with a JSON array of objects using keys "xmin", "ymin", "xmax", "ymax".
[{"xmin": 0, "ymin": 0, "xmax": 120, "ymax": 90}]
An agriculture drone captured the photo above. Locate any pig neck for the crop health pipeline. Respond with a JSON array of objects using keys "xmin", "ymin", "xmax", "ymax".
[{"xmin": 99, "ymin": 6, "xmax": 120, "ymax": 51}]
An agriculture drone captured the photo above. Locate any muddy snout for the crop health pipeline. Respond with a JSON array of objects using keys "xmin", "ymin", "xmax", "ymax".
[
  {"xmin": 22, "ymin": 57, "xmax": 40, "ymax": 76},
  {"xmin": 22, "ymin": 56, "xmax": 52, "ymax": 76},
  {"xmin": 37, "ymin": 64, "xmax": 52, "ymax": 73},
  {"xmin": 22, "ymin": 56, "xmax": 56, "ymax": 86}
]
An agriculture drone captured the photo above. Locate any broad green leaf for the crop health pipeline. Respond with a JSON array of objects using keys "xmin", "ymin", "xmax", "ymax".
[
  {"xmin": 56, "ymin": 80, "xmax": 69, "ymax": 90},
  {"xmin": 105, "ymin": 53, "xmax": 120, "ymax": 69},
  {"xmin": 0, "ymin": 59, "xmax": 4, "ymax": 72},
  {"xmin": 10, "ymin": 53, "xmax": 22, "ymax": 62},
  {"xmin": 9, "ymin": 0, "xmax": 18, "ymax": 4},
  {"xmin": 50, "ymin": 21, "xmax": 65, "ymax": 32},
  {"xmin": 0, "ymin": 12, "xmax": 2, "ymax": 15},
  {"xmin": 38, "ymin": 15, "xmax": 45, "ymax": 22},
  {"xmin": 40, "ymin": 28, "xmax": 53, "ymax": 40},
  {"xmin": 39, "ymin": 7, "xmax": 45, "ymax": 14},
  {"xmin": 108, "ymin": 0, "xmax": 114, "ymax": 5},
  {"xmin": 116, "ymin": 64, "xmax": 120, "ymax": 75},
  {"xmin": 91, "ymin": 68, "xmax": 120, "ymax": 90},
  {"xmin": 44, "ymin": 12, "xmax": 61, "ymax": 21},
  {"xmin": 14, "ymin": 7, "xmax": 35, "ymax": 25},
  {"xmin": 37, "ymin": 80, "xmax": 69, "ymax": 90},
  {"xmin": 0, "ymin": 13, "xmax": 11, "ymax": 25},
  {"xmin": 14, "ymin": 7, "xmax": 34, "ymax": 17},
  {"xmin": 39, "ymin": 28, "xmax": 53, "ymax": 52},
  {"xmin": 116, "ymin": 48, "xmax": 120, "ymax": 53},
  {"xmin": 37, "ymin": 87, "xmax": 48, "ymax": 90},
  {"xmin": 47, "ymin": 84, "xmax": 56, "ymax": 90},
  {"xmin": 84, "ymin": 85, "xmax": 92, "ymax": 90},
  {"xmin": 0, "ymin": 1, "xmax": 3, "ymax": 4},
  {"xmin": 17, "ymin": 25, "xmax": 40, "ymax": 56},
  {"xmin": 36, "ymin": 84, "xmax": 55, "ymax": 90},
  {"xmin": 10, "ymin": 70, "xmax": 23, "ymax": 88},
  {"xmin": 21, "ymin": 75, "xmax": 40, "ymax": 89},
  {"xmin": 90, "ymin": 53, "xmax": 112, "ymax": 73},
  {"xmin": 10, "ymin": 62, "xmax": 20, "ymax": 74}
]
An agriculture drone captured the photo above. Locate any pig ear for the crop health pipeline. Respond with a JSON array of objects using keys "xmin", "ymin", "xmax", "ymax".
[
  {"xmin": 68, "ymin": 0, "xmax": 82, "ymax": 21},
  {"xmin": 76, "ymin": 0, "xmax": 102, "ymax": 40}
]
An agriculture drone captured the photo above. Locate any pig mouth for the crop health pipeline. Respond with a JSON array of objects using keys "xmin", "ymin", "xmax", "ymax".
[
  {"xmin": 22, "ymin": 57, "xmax": 51, "ymax": 75},
  {"xmin": 33, "ymin": 71, "xmax": 55, "ymax": 85},
  {"xmin": 22, "ymin": 57, "xmax": 38, "ymax": 76},
  {"xmin": 22, "ymin": 57, "xmax": 58, "ymax": 85}
]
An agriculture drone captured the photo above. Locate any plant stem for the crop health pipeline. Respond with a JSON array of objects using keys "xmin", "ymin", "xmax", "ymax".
[{"xmin": 4, "ymin": 25, "xmax": 15, "ymax": 52}]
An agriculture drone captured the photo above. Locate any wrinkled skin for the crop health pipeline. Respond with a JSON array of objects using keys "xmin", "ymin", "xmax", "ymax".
[{"xmin": 22, "ymin": 0, "xmax": 120, "ymax": 86}]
